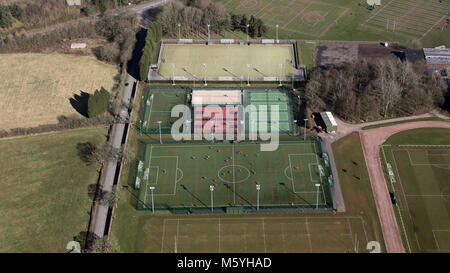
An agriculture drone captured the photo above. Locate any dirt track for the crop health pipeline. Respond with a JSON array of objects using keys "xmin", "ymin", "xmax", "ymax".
[{"xmin": 359, "ymin": 121, "xmax": 450, "ymax": 253}]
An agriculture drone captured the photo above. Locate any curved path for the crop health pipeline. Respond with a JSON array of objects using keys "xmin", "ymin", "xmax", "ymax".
[{"xmin": 359, "ymin": 121, "xmax": 450, "ymax": 253}]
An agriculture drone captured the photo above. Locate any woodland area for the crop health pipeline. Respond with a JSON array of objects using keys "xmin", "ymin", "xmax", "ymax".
[
  {"xmin": 156, "ymin": 0, "xmax": 267, "ymax": 38},
  {"xmin": 0, "ymin": 0, "xmax": 132, "ymax": 30},
  {"xmin": 305, "ymin": 58, "xmax": 447, "ymax": 122}
]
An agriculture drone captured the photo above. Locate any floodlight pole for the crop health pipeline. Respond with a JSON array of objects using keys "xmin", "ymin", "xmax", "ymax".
[
  {"xmin": 247, "ymin": 64, "xmax": 250, "ymax": 86},
  {"xmin": 315, "ymin": 184, "xmax": 321, "ymax": 210},
  {"xmin": 171, "ymin": 63, "xmax": 175, "ymax": 86},
  {"xmin": 177, "ymin": 23, "xmax": 181, "ymax": 40},
  {"xmin": 256, "ymin": 184, "xmax": 261, "ymax": 211},
  {"xmin": 193, "ymin": 74, "xmax": 196, "ymax": 88},
  {"xmin": 149, "ymin": 186, "xmax": 155, "ymax": 213},
  {"xmin": 246, "ymin": 24, "xmax": 249, "ymax": 42},
  {"xmin": 279, "ymin": 63, "xmax": 283, "ymax": 86},
  {"xmin": 276, "ymin": 24, "xmax": 279, "ymax": 42},
  {"xmin": 207, "ymin": 24, "xmax": 210, "ymax": 43},
  {"xmin": 203, "ymin": 63, "xmax": 207, "ymax": 86},
  {"xmin": 210, "ymin": 185, "xmax": 214, "ymax": 212},
  {"xmin": 157, "ymin": 121, "xmax": 162, "ymax": 144},
  {"xmin": 303, "ymin": 118, "xmax": 308, "ymax": 140}
]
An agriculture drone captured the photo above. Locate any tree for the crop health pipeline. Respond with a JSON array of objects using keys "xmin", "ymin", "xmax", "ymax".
[
  {"xmin": 8, "ymin": 4, "xmax": 22, "ymax": 19},
  {"xmin": 97, "ymin": 42, "xmax": 120, "ymax": 63},
  {"xmin": 255, "ymin": 18, "xmax": 267, "ymax": 37},
  {"xmin": 139, "ymin": 21, "xmax": 163, "ymax": 81},
  {"xmin": 89, "ymin": 235, "xmax": 120, "ymax": 253},
  {"xmin": 101, "ymin": 185, "xmax": 120, "ymax": 208},
  {"xmin": 139, "ymin": 50, "xmax": 151, "ymax": 81},
  {"xmin": 239, "ymin": 15, "xmax": 248, "ymax": 32},
  {"xmin": 0, "ymin": 5, "xmax": 13, "ymax": 28},
  {"xmin": 88, "ymin": 87, "xmax": 110, "ymax": 118},
  {"xmin": 248, "ymin": 15, "xmax": 256, "ymax": 37},
  {"xmin": 230, "ymin": 14, "xmax": 241, "ymax": 30},
  {"xmin": 94, "ymin": 0, "xmax": 108, "ymax": 13},
  {"xmin": 76, "ymin": 142, "xmax": 97, "ymax": 165}
]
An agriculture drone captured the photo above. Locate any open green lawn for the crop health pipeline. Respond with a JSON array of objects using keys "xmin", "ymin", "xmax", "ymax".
[
  {"xmin": 160, "ymin": 43, "xmax": 298, "ymax": 80},
  {"xmin": 297, "ymin": 41, "xmax": 316, "ymax": 70},
  {"xmin": 110, "ymin": 84, "xmax": 385, "ymax": 253},
  {"xmin": 214, "ymin": 0, "xmax": 450, "ymax": 46},
  {"xmin": 380, "ymin": 128, "xmax": 450, "ymax": 252},
  {"xmin": 0, "ymin": 128, "xmax": 107, "ymax": 252}
]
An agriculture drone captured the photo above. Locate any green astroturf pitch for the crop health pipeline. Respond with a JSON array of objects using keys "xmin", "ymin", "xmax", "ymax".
[
  {"xmin": 135, "ymin": 141, "xmax": 332, "ymax": 210},
  {"xmin": 244, "ymin": 89, "xmax": 295, "ymax": 134},
  {"xmin": 141, "ymin": 87, "xmax": 189, "ymax": 134},
  {"xmin": 381, "ymin": 144, "xmax": 450, "ymax": 252},
  {"xmin": 159, "ymin": 43, "xmax": 297, "ymax": 80}
]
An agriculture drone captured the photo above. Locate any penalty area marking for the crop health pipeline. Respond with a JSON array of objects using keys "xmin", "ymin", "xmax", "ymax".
[{"xmin": 145, "ymin": 155, "xmax": 179, "ymax": 197}]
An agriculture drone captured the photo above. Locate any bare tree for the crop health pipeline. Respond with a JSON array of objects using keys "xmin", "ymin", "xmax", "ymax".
[
  {"xmin": 101, "ymin": 185, "xmax": 120, "ymax": 208},
  {"xmin": 89, "ymin": 235, "xmax": 120, "ymax": 253}
]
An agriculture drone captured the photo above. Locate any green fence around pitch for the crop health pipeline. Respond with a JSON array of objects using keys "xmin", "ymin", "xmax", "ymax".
[
  {"xmin": 140, "ymin": 86, "xmax": 300, "ymax": 137},
  {"xmin": 134, "ymin": 139, "xmax": 333, "ymax": 212}
]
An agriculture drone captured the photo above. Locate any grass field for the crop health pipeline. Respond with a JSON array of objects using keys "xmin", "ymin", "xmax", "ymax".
[
  {"xmin": 364, "ymin": 0, "xmax": 450, "ymax": 39},
  {"xmin": 297, "ymin": 42, "xmax": 316, "ymax": 70},
  {"xmin": 0, "ymin": 128, "xmax": 107, "ymax": 252},
  {"xmin": 109, "ymin": 84, "xmax": 385, "ymax": 253},
  {"xmin": 218, "ymin": 0, "xmax": 350, "ymax": 38},
  {"xmin": 159, "ymin": 43, "xmax": 298, "ymax": 80},
  {"xmin": 214, "ymin": 0, "xmax": 450, "ymax": 46},
  {"xmin": 0, "ymin": 54, "xmax": 117, "ymax": 130},
  {"xmin": 136, "ymin": 141, "xmax": 332, "ymax": 210},
  {"xmin": 380, "ymin": 128, "xmax": 450, "ymax": 252}
]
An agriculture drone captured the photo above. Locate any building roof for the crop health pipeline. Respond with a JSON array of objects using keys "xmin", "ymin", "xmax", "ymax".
[
  {"xmin": 423, "ymin": 47, "xmax": 450, "ymax": 65},
  {"xmin": 320, "ymin": 111, "xmax": 337, "ymax": 129}
]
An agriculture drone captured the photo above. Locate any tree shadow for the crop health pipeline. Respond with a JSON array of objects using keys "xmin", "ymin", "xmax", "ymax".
[
  {"xmin": 127, "ymin": 28, "xmax": 147, "ymax": 80},
  {"xmin": 70, "ymin": 91, "xmax": 90, "ymax": 117},
  {"xmin": 88, "ymin": 183, "xmax": 102, "ymax": 201}
]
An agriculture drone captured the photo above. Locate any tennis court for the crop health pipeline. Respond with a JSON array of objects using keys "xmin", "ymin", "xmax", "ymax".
[
  {"xmin": 135, "ymin": 141, "xmax": 333, "ymax": 211},
  {"xmin": 244, "ymin": 88, "xmax": 296, "ymax": 134}
]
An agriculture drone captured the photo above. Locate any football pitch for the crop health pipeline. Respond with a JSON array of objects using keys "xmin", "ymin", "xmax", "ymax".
[
  {"xmin": 218, "ymin": 0, "xmax": 349, "ymax": 38},
  {"xmin": 135, "ymin": 141, "xmax": 333, "ymax": 211},
  {"xmin": 159, "ymin": 43, "xmax": 298, "ymax": 81},
  {"xmin": 381, "ymin": 139, "xmax": 450, "ymax": 252},
  {"xmin": 144, "ymin": 215, "xmax": 369, "ymax": 253},
  {"xmin": 364, "ymin": 0, "xmax": 450, "ymax": 38}
]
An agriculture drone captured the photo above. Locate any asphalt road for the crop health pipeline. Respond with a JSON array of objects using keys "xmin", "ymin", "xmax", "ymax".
[
  {"xmin": 93, "ymin": 74, "xmax": 137, "ymax": 238},
  {"xmin": 91, "ymin": 1, "xmax": 168, "ymax": 240}
]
